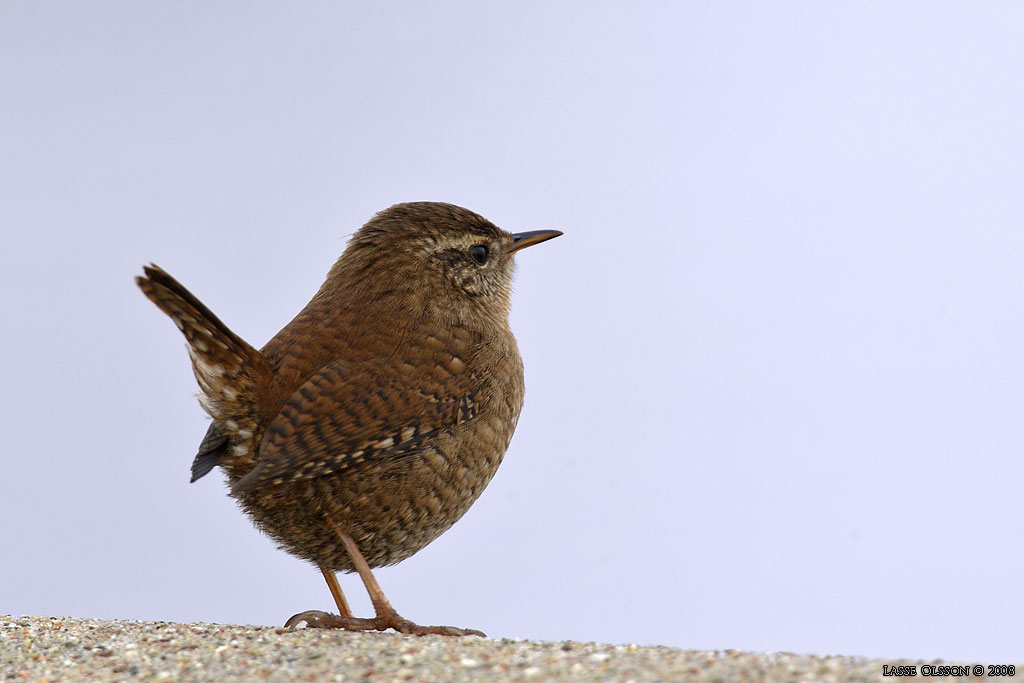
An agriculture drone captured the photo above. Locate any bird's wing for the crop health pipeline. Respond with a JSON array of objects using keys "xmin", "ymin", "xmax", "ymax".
[
  {"xmin": 231, "ymin": 358, "xmax": 480, "ymax": 494},
  {"xmin": 191, "ymin": 422, "xmax": 228, "ymax": 482}
]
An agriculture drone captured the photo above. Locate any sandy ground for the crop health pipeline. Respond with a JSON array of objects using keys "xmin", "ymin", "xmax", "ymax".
[{"xmin": 1, "ymin": 615, "xmax": 1013, "ymax": 682}]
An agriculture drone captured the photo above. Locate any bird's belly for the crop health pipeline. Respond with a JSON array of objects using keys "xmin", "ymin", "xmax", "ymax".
[{"xmin": 236, "ymin": 414, "xmax": 512, "ymax": 571}]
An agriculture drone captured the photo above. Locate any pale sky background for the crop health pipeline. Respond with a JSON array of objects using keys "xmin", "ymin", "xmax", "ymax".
[{"xmin": 1, "ymin": 1, "xmax": 1022, "ymax": 663}]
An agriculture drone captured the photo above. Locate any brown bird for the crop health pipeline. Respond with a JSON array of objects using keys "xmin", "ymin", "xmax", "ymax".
[{"xmin": 136, "ymin": 202, "xmax": 561, "ymax": 637}]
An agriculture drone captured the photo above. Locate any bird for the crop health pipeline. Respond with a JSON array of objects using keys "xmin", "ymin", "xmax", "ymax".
[{"xmin": 135, "ymin": 201, "xmax": 561, "ymax": 637}]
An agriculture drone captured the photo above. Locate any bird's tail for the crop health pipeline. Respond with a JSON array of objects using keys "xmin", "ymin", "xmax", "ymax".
[{"xmin": 136, "ymin": 264, "xmax": 273, "ymax": 474}]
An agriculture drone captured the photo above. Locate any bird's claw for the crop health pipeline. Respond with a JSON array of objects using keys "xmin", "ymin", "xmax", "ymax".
[{"xmin": 283, "ymin": 608, "xmax": 484, "ymax": 637}]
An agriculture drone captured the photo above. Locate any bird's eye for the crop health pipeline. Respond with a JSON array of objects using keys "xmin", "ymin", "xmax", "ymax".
[{"xmin": 468, "ymin": 245, "xmax": 489, "ymax": 265}]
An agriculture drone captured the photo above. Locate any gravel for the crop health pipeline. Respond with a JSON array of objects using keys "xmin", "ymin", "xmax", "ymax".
[{"xmin": 0, "ymin": 615, "xmax": 1007, "ymax": 682}]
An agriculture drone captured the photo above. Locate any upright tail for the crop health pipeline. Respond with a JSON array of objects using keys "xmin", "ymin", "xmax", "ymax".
[{"xmin": 136, "ymin": 264, "xmax": 273, "ymax": 478}]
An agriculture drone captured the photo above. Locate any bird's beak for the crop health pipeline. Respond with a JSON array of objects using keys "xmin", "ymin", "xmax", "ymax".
[{"xmin": 507, "ymin": 230, "xmax": 563, "ymax": 254}]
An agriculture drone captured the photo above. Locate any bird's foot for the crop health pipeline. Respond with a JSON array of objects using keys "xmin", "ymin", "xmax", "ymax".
[{"xmin": 284, "ymin": 607, "xmax": 484, "ymax": 637}]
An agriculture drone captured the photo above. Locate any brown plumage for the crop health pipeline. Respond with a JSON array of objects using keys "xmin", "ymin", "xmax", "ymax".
[{"xmin": 136, "ymin": 202, "xmax": 560, "ymax": 636}]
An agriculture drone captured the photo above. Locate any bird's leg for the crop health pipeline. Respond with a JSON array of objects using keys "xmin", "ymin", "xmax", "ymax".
[
  {"xmin": 338, "ymin": 530, "xmax": 484, "ymax": 636},
  {"xmin": 323, "ymin": 568, "xmax": 353, "ymax": 617},
  {"xmin": 282, "ymin": 567, "xmax": 354, "ymax": 628},
  {"xmin": 285, "ymin": 519, "xmax": 484, "ymax": 637}
]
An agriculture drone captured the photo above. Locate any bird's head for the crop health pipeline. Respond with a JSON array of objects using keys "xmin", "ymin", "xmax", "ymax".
[{"xmin": 327, "ymin": 202, "xmax": 561, "ymax": 330}]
